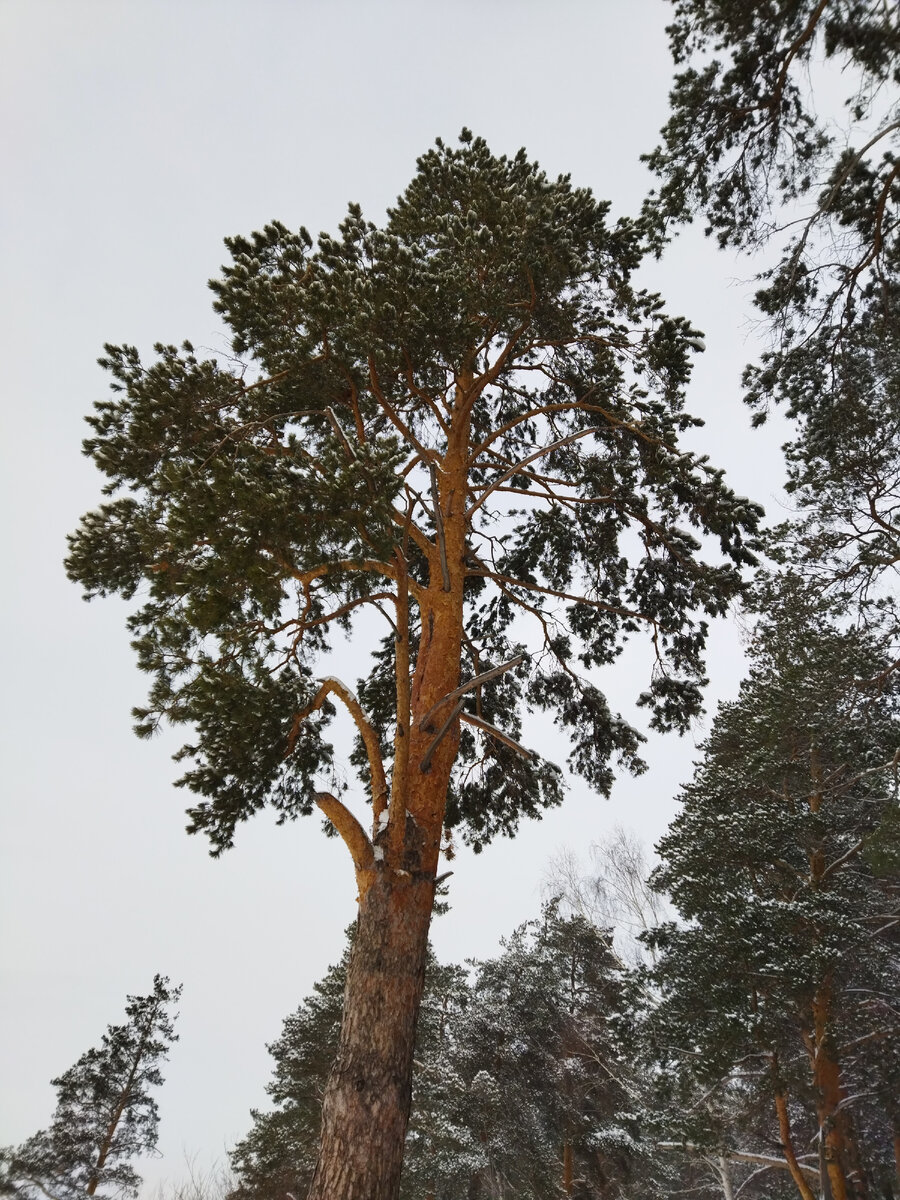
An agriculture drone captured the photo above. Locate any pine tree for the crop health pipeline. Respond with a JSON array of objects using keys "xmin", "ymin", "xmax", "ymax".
[
  {"xmin": 644, "ymin": 0, "xmax": 900, "ymax": 412},
  {"xmin": 228, "ymin": 935, "xmax": 469, "ymax": 1200},
  {"xmin": 452, "ymin": 907, "xmax": 657, "ymax": 1200},
  {"xmin": 1, "ymin": 976, "xmax": 180, "ymax": 1200},
  {"xmin": 645, "ymin": 581, "xmax": 900, "ymax": 1200},
  {"xmin": 760, "ymin": 322, "xmax": 900, "ymax": 665},
  {"xmin": 230, "ymin": 910, "xmax": 661, "ymax": 1200},
  {"xmin": 66, "ymin": 130, "xmax": 761, "ymax": 1200}
]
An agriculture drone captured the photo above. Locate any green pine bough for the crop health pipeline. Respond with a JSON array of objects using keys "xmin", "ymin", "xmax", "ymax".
[{"xmin": 67, "ymin": 131, "xmax": 761, "ymax": 1200}]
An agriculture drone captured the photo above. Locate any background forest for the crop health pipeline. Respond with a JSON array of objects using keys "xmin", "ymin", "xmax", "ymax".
[{"xmin": 1, "ymin": 2, "xmax": 898, "ymax": 1199}]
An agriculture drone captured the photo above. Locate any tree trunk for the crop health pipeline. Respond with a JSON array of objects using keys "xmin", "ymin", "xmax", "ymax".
[
  {"xmin": 308, "ymin": 376, "xmax": 472, "ymax": 1199},
  {"xmin": 306, "ymin": 871, "xmax": 435, "ymax": 1200},
  {"xmin": 717, "ymin": 1154, "xmax": 736, "ymax": 1200},
  {"xmin": 562, "ymin": 1140, "xmax": 574, "ymax": 1195},
  {"xmin": 774, "ymin": 1087, "xmax": 818, "ymax": 1200},
  {"xmin": 812, "ymin": 986, "xmax": 851, "ymax": 1200}
]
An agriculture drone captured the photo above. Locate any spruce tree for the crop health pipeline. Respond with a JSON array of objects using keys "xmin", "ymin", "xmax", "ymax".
[
  {"xmin": 645, "ymin": 582, "xmax": 900, "ymax": 1200},
  {"xmin": 66, "ymin": 131, "xmax": 761, "ymax": 1199},
  {"xmin": 1, "ymin": 976, "xmax": 180, "ymax": 1200}
]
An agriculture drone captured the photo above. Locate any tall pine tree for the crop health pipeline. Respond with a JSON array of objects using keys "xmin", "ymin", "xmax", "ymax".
[
  {"xmin": 645, "ymin": 581, "xmax": 900, "ymax": 1200},
  {"xmin": 644, "ymin": 0, "xmax": 900, "ymax": 412},
  {"xmin": 66, "ymin": 131, "xmax": 761, "ymax": 1199},
  {"xmin": 1, "ymin": 976, "xmax": 180, "ymax": 1200}
]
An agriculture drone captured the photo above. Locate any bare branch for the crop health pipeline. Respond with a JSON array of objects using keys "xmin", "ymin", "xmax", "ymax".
[
  {"xmin": 420, "ymin": 699, "xmax": 466, "ymax": 774},
  {"xmin": 314, "ymin": 791, "xmax": 375, "ymax": 877},
  {"xmin": 468, "ymin": 567, "xmax": 652, "ymax": 624},
  {"xmin": 466, "ymin": 427, "xmax": 601, "ymax": 518},
  {"xmin": 459, "ymin": 711, "xmax": 533, "ymax": 759},
  {"xmin": 326, "ymin": 407, "xmax": 355, "ymax": 459},
  {"xmin": 419, "ymin": 654, "xmax": 526, "ymax": 731},
  {"xmin": 820, "ymin": 837, "xmax": 866, "ymax": 882},
  {"xmin": 657, "ymin": 1144, "xmax": 820, "ymax": 1183}
]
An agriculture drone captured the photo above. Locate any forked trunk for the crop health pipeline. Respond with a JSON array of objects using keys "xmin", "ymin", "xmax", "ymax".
[
  {"xmin": 308, "ymin": 375, "xmax": 471, "ymax": 1199},
  {"xmin": 307, "ymin": 871, "xmax": 435, "ymax": 1200}
]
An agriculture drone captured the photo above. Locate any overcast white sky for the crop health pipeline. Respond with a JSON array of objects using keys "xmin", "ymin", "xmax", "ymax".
[{"xmin": 0, "ymin": 1, "xmax": 793, "ymax": 1190}]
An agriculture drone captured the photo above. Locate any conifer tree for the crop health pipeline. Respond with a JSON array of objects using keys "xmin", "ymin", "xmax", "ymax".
[
  {"xmin": 762, "ymin": 323, "xmax": 900, "ymax": 662},
  {"xmin": 228, "ymin": 936, "xmax": 469, "ymax": 1200},
  {"xmin": 66, "ymin": 131, "xmax": 761, "ymax": 1199},
  {"xmin": 645, "ymin": 582, "xmax": 900, "ymax": 1200},
  {"xmin": 452, "ymin": 907, "xmax": 657, "ymax": 1200},
  {"xmin": 644, "ymin": 0, "xmax": 900, "ymax": 413},
  {"xmin": 1, "ymin": 976, "xmax": 180, "ymax": 1200},
  {"xmin": 230, "ymin": 910, "xmax": 660, "ymax": 1200}
]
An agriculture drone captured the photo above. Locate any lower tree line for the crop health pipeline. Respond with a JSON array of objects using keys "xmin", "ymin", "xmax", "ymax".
[
  {"xmin": 229, "ymin": 580, "xmax": 900, "ymax": 1200},
  {"xmin": 3, "ymin": 579, "xmax": 898, "ymax": 1200}
]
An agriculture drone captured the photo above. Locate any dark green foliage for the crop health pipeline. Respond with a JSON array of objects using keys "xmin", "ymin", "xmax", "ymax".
[
  {"xmin": 229, "ymin": 911, "xmax": 665, "ymax": 1200},
  {"xmin": 643, "ymin": 580, "xmax": 900, "ymax": 1191},
  {"xmin": 759, "ymin": 320, "xmax": 900, "ymax": 659},
  {"xmin": 645, "ymin": 0, "xmax": 900, "ymax": 409},
  {"xmin": 451, "ymin": 908, "xmax": 658, "ymax": 1200},
  {"xmin": 227, "ymin": 934, "xmax": 469, "ymax": 1200},
  {"xmin": 1, "ymin": 977, "xmax": 180, "ymax": 1200},
  {"xmin": 228, "ymin": 947, "xmax": 347, "ymax": 1200},
  {"xmin": 67, "ymin": 132, "xmax": 761, "ymax": 856}
]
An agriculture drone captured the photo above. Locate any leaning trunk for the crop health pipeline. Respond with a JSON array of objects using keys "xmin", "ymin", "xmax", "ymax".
[
  {"xmin": 307, "ymin": 871, "xmax": 435, "ymax": 1200},
  {"xmin": 774, "ymin": 1086, "xmax": 818, "ymax": 1200}
]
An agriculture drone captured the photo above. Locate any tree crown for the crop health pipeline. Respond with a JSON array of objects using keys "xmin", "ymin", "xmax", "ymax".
[{"xmin": 67, "ymin": 132, "xmax": 762, "ymax": 857}]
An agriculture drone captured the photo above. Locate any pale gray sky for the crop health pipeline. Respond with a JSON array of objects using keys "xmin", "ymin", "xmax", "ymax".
[{"xmin": 0, "ymin": 1, "xmax": 791, "ymax": 1189}]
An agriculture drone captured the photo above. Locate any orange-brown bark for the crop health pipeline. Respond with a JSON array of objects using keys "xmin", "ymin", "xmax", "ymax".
[
  {"xmin": 307, "ymin": 376, "xmax": 475, "ymax": 1200},
  {"xmin": 774, "ymin": 1087, "xmax": 818, "ymax": 1200},
  {"xmin": 811, "ymin": 986, "xmax": 851, "ymax": 1200}
]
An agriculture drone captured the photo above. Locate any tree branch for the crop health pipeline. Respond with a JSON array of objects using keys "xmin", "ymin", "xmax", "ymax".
[
  {"xmin": 314, "ymin": 791, "xmax": 375, "ymax": 876},
  {"xmin": 419, "ymin": 654, "xmax": 526, "ymax": 731},
  {"xmin": 457, "ymin": 319, "xmax": 531, "ymax": 420},
  {"xmin": 420, "ymin": 699, "xmax": 466, "ymax": 774},
  {"xmin": 388, "ymin": 545, "xmax": 411, "ymax": 858},
  {"xmin": 657, "ymin": 1144, "xmax": 820, "ymax": 1183},
  {"xmin": 458, "ymin": 711, "xmax": 533, "ymax": 760},
  {"xmin": 466, "ymin": 427, "xmax": 601, "ymax": 518},
  {"xmin": 288, "ymin": 678, "xmax": 388, "ymax": 813},
  {"xmin": 468, "ymin": 567, "xmax": 652, "ymax": 624},
  {"xmin": 367, "ymin": 355, "xmax": 432, "ymax": 462}
]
